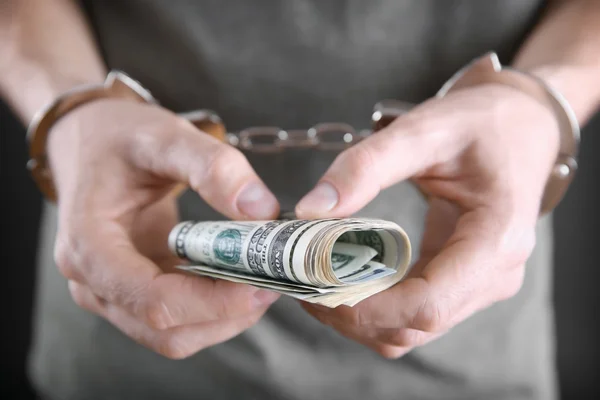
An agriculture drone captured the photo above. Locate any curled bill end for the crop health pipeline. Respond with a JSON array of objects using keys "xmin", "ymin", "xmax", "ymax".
[{"xmin": 168, "ymin": 218, "xmax": 412, "ymax": 308}]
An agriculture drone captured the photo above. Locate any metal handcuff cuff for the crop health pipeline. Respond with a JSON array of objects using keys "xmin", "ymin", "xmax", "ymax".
[{"xmin": 27, "ymin": 52, "xmax": 580, "ymax": 215}]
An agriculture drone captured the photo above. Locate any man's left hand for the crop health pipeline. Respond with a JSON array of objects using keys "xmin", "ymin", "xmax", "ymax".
[{"xmin": 295, "ymin": 83, "xmax": 558, "ymax": 358}]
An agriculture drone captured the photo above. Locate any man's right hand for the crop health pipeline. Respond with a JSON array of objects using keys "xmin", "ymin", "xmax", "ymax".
[{"xmin": 48, "ymin": 98, "xmax": 281, "ymax": 359}]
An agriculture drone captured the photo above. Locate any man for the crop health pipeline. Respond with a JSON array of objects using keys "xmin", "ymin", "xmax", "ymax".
[{"xmin": 1, "ymin": 1, "xmax": 599, "ymax": 399}]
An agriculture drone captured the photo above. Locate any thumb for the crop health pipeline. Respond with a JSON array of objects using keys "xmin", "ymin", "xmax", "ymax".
[
  {"xmin": 134, "ymin": 117, "xmax": 279, "ymax": 220},
  {"xmin": 295, "ymin": 104, "xmax": 472, "ymax": 218}
]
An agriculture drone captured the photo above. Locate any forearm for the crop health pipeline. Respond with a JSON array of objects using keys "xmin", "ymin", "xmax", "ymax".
[
  {"xmin": 0, "ymin": 0, "xmax": 106, "ymax": 124},
  {"xmin": 513, "ymin": 0, "xmax": 600, "ymax": 125}
]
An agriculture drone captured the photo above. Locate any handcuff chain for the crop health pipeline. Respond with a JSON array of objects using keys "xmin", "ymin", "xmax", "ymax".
[{"xmin": 224, "ymin": 124, "xmax": 372, "ymax": 153}]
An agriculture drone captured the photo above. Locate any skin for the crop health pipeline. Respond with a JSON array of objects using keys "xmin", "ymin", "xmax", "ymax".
[
  {"xmin": 295, "ymin": 1, "xmax": 600, "ymax": 358},
  {"xmin": 46, "ymin": 98, "xmax": 282, "ymax": 359},
  {"xmin": 296, "ymin": 83, "xmax": 557, "ymax": 358},
  {"xmin": 1, "ymin": 0, "xmax": 599, "ymax": 360}
]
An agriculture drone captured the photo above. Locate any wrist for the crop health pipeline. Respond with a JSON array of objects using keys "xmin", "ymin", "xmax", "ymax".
[
  {"xmin": 26, "ymin": 71, "xmax": 156, "ymax": 202},
  {"xmin": 525, "ymin": 64, "xmax": 600, "ymax": 126},
  {"xmin": 436, "ymin": 52, "xmax": 580, "ymax": 215},
  {"xmin": 0, "ymin": 58, "xmax": 106, "ymax": 124},
  {"xmin": 45, "ymin": 102, "xmax": 84, "ymax": 200}
]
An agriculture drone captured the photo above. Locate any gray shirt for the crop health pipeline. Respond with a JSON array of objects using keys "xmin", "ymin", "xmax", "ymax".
[{"xmin": 29, "ymin": 1, "xmax": 557, "ymax": 399}]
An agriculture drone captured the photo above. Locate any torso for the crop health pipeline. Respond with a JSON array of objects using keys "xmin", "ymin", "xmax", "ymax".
[{"xmin": 30, "ymin": 1, "xmax": 557, "ymax": 399}]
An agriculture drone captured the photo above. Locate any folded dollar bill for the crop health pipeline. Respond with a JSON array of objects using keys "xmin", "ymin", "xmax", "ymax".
[{"xmin": 168, "ymin": 218, "xmax": 412, "ymax": 308}]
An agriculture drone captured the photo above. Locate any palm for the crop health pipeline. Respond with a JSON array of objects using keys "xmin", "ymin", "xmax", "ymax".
[{"xmin": 129, "ymin": 193, "xmax": 182, "ymax": 273}]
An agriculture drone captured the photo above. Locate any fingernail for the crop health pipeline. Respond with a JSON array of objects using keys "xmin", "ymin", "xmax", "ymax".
[
  {"xmin": 253, "ymin": 289, "xmax": 280, "ymax": 307},
  {"xmin": 296, "ymin": 182, "xmax": 339, "ymax": 216},
  {"xmin": 237, "ymin": 182, "xmax": 278, "ymax": 219}
]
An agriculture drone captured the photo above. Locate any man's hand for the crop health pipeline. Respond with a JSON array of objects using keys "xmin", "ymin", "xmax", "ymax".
[
  {"xmin": 296, "ymin": 84, "xmax": 559, "ymax": 358},
  {"xmin": 48, "ymin": 98, "xmax": 281, "ymax": 359}
]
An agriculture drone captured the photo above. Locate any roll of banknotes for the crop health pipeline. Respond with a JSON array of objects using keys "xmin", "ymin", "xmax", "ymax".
[{"xmin": 168, "ymin": 218, "xmax": 412, "ymax": 308}]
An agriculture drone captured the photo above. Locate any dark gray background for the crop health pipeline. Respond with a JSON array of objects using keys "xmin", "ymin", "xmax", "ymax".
[{"xmin": 1, "ymin": 101, "xmax": 598, "ymax": 399}]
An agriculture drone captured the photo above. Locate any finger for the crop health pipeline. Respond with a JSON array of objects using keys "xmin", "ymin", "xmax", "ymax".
[
  {"xmin": 367, "ymin": 344, "xmax": 412, "ymax": 359},
  {"xmin": 295, "ymin": 100, "xmax": 474, "ymax": 218},
  {"xmin": 333, "ymin": 326, "xmax": 413, "ymax": 359},
  {"xmin": 304, "ymin": 302, "xmax": 440, "ymax": 347},
  {"xmin": 70, "ymin": 281, "xmax": 265, "ymax": 359},
  {"xmin": 302, "ymin": 275, "xmax": 432, "ymax": 330},
  {"xmin": 55, "ymin": 221, "xmax": 281, "ymax": 330},
  {"xmin": 68, "ymin": 280, "xmax": 106, "ymax": 315},
  {"xmin": 305, "ymin": 303, "xmax": 446, "ymax": 361},
  {"xmin": 374, "ymin": 327, "xmax": 445, "ymax": 348},
  {"xmin": 132, "ymin": 115, "xmax": 279, "ymax": 220},
  {"xmin": 356, "ymin": 330, "xmax": 449, "ymax": 359},
  {"xmin": 418, "ymin": 197, "xmax": 461, "ymax": 260},
  {"xmin": 340, "ymin": 330, "xmax": 434, "ymax": 358},
  {"xmin": 303, "ymin": 304, "xmax": 405, "ymax": 357},
  {"xmin": 320, "ymin": 317, "xmax": 413, "ymax": 359},
  {"xmin": 129, "ymin": 193, "xmax": 179, "ymax": 264},
  {"xmin": 305, "ymin": 207, "xmax": 531, "ymax": 333},
  {"xmin": 106, "ymin": 301, "xmax": 265, "ymax": 360},
  {"xmin": 106, "ymin": 302, "xmax": 265, "ymax": 360}
]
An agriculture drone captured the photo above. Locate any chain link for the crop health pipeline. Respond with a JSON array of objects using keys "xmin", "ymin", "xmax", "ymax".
[
  {"xmin": 226, "ymin": 123, "xmax": 374, "ymax": 153},
  {"xmin": 184, "ymin": 100, "xmax": 414, "ymax": 153}
]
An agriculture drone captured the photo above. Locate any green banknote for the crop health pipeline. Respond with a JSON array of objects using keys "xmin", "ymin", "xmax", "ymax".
[{"xmin": 168, "ymin": 218, "xmax": 412, "ymax": 308}]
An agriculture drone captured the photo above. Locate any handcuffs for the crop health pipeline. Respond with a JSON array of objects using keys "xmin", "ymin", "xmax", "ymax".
[{"xmin": 26, "ymin": 52, "xmax": 580, "ymax": 216}]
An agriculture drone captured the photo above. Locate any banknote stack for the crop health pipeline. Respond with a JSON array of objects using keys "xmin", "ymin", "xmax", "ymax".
[{"xmin": 168, "ymin": 218, "xmax": 412, "ymax": 308}]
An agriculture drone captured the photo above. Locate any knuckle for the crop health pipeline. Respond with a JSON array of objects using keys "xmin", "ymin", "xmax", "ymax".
[
  {"xmin": 95, "ymin": 274, "xmax": 134, "ymax": 307},
  {"xmin": 128, "ymin": 122, "xmax": 168, "ymax": 169},
  {"xmin": 337, "ymin": 307, "xmax": 369, "ymax": 329},
  {"xmin": 130, "ymin": 116, "xmax": 191, "ymax": 173},
  {"xmin": 193, "ymin": 146, "xmax": 245, "ymax": 191},
  {"xmin": 374, "ymin": 344, "xmax": 409, "ymax": 359},
  {"xmin": 68, "ymin": 282, "xmax": 86, "ymax": 309},
  {"xmin": 158, "ymin": 333, "xmax": 197, "ymax": 360},
  {"xmin": 143, "ymin": 298, "xmax": 176, "ymax": 330},
  {"xmin": 497, "ymin": 269, "xmax": 526, "ymax": 301},
  {"xmin": 500, "ymin": 228, "xmax": 537, "ymax": 268},
  {"xmin": 354, "ymin": 308, "xmax": 370, "ymax": 328},
  {"xmin": 54, "ymin": 232, "xmax": 80, "ymax": 280},
  {"xmin": 381, "ymin": 328, "xmax": 423, "ymax": 348},
  {"xmin": 413, "ymin": 296, "xmax": 447, "ymax": 333},
  {"xmin": 514, "ymin": 232, "xmax": 536, "ymax": 265},
  {"xmin": 67, "ymin": 281, "xmax": 103, "ymax": 315},
  {"xmin": 336, "ymin": 145, "xmax": 377, "ymax": 182}
]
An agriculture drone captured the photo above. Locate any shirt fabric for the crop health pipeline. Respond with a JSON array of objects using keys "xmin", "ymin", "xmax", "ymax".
[{"xmin": 29, "ymin": 1, "xmax": 557, "ymax": 399}]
